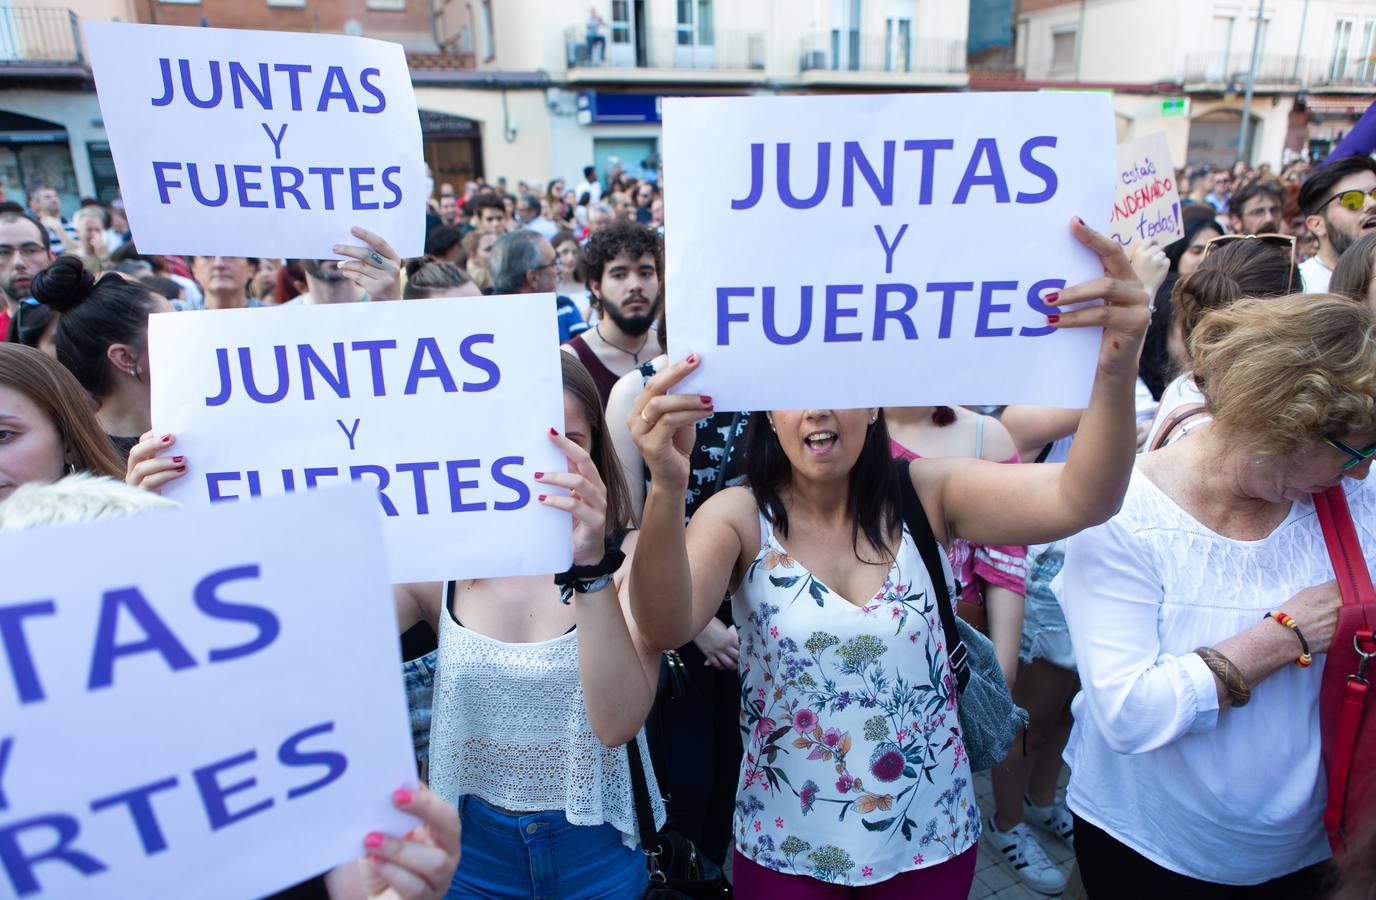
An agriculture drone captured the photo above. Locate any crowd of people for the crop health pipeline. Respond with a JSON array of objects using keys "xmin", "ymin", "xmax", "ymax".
[{"xmin": 3, "ymin": 140, "xmax": 1376, "ymax": 900}]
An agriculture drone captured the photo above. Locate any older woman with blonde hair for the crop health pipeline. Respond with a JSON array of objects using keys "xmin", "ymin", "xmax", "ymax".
[{"xmin": 1061, "ymin": 293, "xmax": 1376, "ymax": 899}]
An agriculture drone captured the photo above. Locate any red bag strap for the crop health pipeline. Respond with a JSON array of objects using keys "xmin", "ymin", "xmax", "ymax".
[
  {"xmin": 1313, "ymin": 485, "xmax": 1376, "ymax": 607},
  {"xmin": 1314, "ymin": 484, "xmax": 1376, "ymax": 857}
]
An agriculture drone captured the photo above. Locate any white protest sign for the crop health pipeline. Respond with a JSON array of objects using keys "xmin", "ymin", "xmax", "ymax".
[
  {"xmin": 1109, "ymin": 132, "xmax": 1182, "ymax": 250},
  {"xmin": 0, "ymin": 486, "xmax": 415, "ymax": 900},
  {"xmin": 149, "ymin": 295, "xmax": 571, "ymax": 583},
  {"xmin": 662, "ymin": 92, "xmax": 1116, "ymax": 411},
  {"xmin": 84, "ymin": 22, "xmax": 426, "ymax": 259}
]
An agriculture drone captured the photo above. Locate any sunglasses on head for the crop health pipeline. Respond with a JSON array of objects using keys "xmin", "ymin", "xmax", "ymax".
[
  {"xmin": 1318, "ymin": 187, "xmax": 1376, "ymax": 214},
  {"xmin": 1325, "ymin": 436, "xmax": 1376, "ymax": 472},
  {"xmin": 1200, "ymin": 232, "xmax": 1298, "ymax": 293}
]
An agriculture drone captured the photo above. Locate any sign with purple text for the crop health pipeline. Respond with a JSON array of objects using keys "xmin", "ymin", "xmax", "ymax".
[
  {"xmin": 84, "ymin": 22, "xmax": 426, "ymax": 259},
  {"xmin": 148, "ymin": 295, "xmax": 570, "ymax": 583},
  {"xmin": 0, "ymin": 486, "xmax": 416, "ymax": 900},
  {"xmin": 1108, "ymin": 132, "xmax": 1182, "ymax": 251},
  {"xmin": 662, "ymin": 92, "xmax": 1116, "ymax": 410}
]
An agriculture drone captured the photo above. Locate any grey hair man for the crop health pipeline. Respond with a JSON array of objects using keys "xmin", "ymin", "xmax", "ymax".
[{"xmin": 489, "ymin": 230, "xmax": 587, "ymax": 343}]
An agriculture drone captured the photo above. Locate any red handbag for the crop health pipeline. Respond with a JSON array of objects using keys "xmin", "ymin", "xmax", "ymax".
[{"xmin": 1314, "ymin": 484, "xmax": 1376, "ymax": 857}]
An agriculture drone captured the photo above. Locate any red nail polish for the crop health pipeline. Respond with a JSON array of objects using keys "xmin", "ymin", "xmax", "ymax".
[
  {"xmin": 176, "ymin": 465, "xmax": 187, "ymax": 472},
  {"xmin": 700, "ymin": 395, "xmax": 712, "ymax": 405},
  {"xmin": 533, "ymin": 472, "xmax": 544, "ymax": 479},
  {"xmin": 1074, "ymin": 216, "xmax": 1085, "ymax": 226},
  {"xmin": 1047, "ymin": 314, "xmax": 1061, "ymax": 324},
  {"xmin": 393, "ymin": 787, "xmax": 413, "ymax": 805},
  {"xmin": 549, "ymin": 427, "xmax": 559, "ymax": 436},
  {"xmin": 368, "ymin": 854, "xmax": 382, "ymax": 866},
  {"xmin": 161, "ymin": 434, "xmax": 172, "ymax": 443},
  {"xmin": 364, "ymin": 832, "xmax": 384, "ymax": 849},
  {"xmin": 1044, "ymin": 291, "xmax": 1060, "ymax": 304},
  {"xmin": 172, "ymin": 456, "xmax": 184, "ymax": 463},
  {"xmin": 686, "ymin": 354, "xmax": 698, "ymax": 365},
  {"xmin": 538, "ymin": 494, "xmax": 547, "ymax": 502}
]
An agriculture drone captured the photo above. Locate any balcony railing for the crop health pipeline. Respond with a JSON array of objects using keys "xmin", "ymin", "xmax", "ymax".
[
  {"xmin": 798, "ymin": 34, "xmax": 966, "ymax": 75},
  {"xmin": 1182, "ymin": 51, "xmax": 1376, "ymax": 87},
  {"xmin": 566, "ymin": 27, "xmax": 765, "ymax": 72},
  {"xmin": 0, "ymin": 7, "xmax": 82, "ymax": 65}
]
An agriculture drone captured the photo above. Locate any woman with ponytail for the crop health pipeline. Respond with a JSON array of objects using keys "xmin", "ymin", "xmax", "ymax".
[
  {"xmin": 1142, "ymin": 239, "xmax": 1300, "ymax": 451},
  {"xmin": 29, "ymin": 256, "xmax": 171, "ymax": 461}
]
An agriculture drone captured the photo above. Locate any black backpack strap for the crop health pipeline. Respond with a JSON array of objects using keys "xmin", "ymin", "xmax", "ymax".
[
  {"xmin": 893, "ymin": 459, "xmax": 969, "ymax": 692},
  {"xmin": 625, "ymin": 738, "xmax": 662, "ymax": 857}
]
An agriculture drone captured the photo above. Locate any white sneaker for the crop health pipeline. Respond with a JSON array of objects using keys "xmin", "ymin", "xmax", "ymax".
[
  {"xmin": 983, "ymin": 815, "xmax": 1068, "ymax": 895},
  {"xmin": 1024, "ymin": 794, "xmax": 1075, "ymax": 851}
]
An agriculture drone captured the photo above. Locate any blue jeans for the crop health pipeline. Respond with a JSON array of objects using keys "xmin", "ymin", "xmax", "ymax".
[{"xmin": 448, "ymin": 795, "xmax": 647, "ymax": 899}]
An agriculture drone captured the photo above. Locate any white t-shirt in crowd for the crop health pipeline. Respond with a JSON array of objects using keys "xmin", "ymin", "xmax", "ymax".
[
  {"xmin": 1299, "ymin": 255, "xmax": 1332, "ymax": 294},
  {"xmin": 574, "ymin": 179, "xmax": 602, "ymax": 204},
  {"xmin": 1059, "ymin": 469, "xmax": 1373, "ymax": 884},
  {"xmin": 1141, "ymin": 372, "xmax": 1208, "ymax": 452}
]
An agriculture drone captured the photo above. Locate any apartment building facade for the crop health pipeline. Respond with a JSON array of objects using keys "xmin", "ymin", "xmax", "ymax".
[{"xmin": 1013, "ymin": 0, "xmax": 1375, "ymax": 169}]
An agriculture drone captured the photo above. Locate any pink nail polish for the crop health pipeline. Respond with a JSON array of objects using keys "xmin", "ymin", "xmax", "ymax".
[
  {"xmin": 393, "ymin": 787, "xmax": 413, "ymax": 805},
  {"xmin": 368, "ymin": 854, "xmax": 382, "ymax": 866},
  {"xmin": 172, "ymin": 456, "xmax": 184, "ymax": 464},
  {"xmin": 364, "ymin": 832, "xmax": 384, "ymax": 849}
]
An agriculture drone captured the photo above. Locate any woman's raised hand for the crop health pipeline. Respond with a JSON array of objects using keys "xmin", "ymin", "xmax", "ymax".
[
  {"xmin": 628, "ymin": 355, "xmax": 713, "ymax": 488},
  {"xmin": 334, "ymin": 226, "xmax": 402, "ymax": 301},
  {"xmin": 1044, "ymin": 218, "xmax": 1152, "ymax": 376},
  {"xmin": 538, "ymin": 428, "xmax": 610, "ymax": 566},
  {"xmin": 125, "ymin": 431, "xmax": 187, "ymax": 493}
]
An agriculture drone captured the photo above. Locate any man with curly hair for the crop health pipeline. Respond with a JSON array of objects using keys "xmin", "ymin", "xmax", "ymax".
[{"xmin": 561, "ymin": 221, "xmax": 664, "ymax": 406}]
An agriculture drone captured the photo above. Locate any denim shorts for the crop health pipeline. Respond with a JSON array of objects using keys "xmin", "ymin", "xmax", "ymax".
[
  {"xmin": 1020, "ymin": 541, "xmax": 1075, "ymax": 670},
  {"xmin": 448, "ymin": 795, "xmax": 647, "ymax": 899},
  {"xmin": 402, "ymin": 650, "xmax": 438, "ymax": 775}
]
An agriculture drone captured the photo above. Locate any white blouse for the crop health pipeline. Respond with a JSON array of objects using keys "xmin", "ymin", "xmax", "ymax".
[{"xmin": 1060, "ymin": 468, "xmax": 1375, "ymax": 884}]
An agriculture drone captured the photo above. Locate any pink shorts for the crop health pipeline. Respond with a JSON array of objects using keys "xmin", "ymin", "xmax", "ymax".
[{"xmin": 731, "ymin": 844, "xmax": 977, "ymax": 899}]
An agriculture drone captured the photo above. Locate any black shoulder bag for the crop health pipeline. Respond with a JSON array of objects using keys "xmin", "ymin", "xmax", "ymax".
[{"xmin": 626, "ymin": 738, "xmax": 731, "ymax": 898}]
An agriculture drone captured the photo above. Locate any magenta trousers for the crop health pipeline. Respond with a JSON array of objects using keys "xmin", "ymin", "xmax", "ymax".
[{"xmin": 732, "ymin": 845, "xmax": 978, "ymax": 899}]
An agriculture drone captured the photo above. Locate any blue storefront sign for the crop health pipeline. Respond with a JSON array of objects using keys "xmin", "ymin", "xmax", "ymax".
[{"xmin": 577, "ymin": 92, "xmax": 663, "ymax": 125}]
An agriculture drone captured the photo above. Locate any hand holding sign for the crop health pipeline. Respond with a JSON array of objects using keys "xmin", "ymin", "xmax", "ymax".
[
  {"xmin": 628, "ymin": 355, "xmax": 714, "ymax": 492},
  {"xmin": 536, "ymin": 428, "xmax": 615, "ymax": 567},
  {"xmin": 354, "ymin": 785, "xmax": 460, "ymax": 900},
  {"xmin": 333, "ymin": 226, "xmax": 403, "ymax": 302},
  {"xmin": 1043, "ymin": 218, "xmax": 1151, "ymax": 376}
]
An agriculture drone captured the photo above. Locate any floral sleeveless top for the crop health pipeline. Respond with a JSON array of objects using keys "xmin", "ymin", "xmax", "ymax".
[{"xmin": 731, "ymin": 510, "xmax": 979, "ymax": 886}]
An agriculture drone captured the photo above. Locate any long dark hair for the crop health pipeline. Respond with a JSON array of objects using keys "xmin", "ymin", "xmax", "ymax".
[
  {"xmin": 561, "ymin": 353, "xmax": 634, "ymax": 531},
  {"xmin": 742, "ymin": 410, "xmax": 900, "ymax": 561}
]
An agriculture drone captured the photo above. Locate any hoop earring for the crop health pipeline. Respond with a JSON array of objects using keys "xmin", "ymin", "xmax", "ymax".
[{"xmin": 66, "ymin": 461, "xmax": 77, "ymax": 475}]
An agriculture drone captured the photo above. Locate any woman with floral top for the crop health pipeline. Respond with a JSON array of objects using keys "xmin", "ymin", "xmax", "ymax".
[{"xmin": 625, "ymin": 220, "xmax": 1150, "ymax": 897}]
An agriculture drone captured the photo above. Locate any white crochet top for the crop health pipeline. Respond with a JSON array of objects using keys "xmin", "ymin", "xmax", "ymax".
[{"xmin": 427, "ymin": 587, "xmax": 665, "ymax": 848}]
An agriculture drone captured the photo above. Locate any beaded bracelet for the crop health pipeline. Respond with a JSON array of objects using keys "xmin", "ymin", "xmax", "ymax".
[{"xmin": 1264, "ymin": 611, "xmax": 1314, "ymax": 667}]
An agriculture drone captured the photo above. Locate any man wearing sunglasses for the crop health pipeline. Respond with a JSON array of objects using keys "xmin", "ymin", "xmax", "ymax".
[{"xmin": 1297, "ymin": 154, "xmax": 1376, "ymax": 293}]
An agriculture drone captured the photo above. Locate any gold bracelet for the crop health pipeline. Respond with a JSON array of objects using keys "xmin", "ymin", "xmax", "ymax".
[{"xmin": 1194, "ymin": 647, "xmax": 1252, "ymax": 708}]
